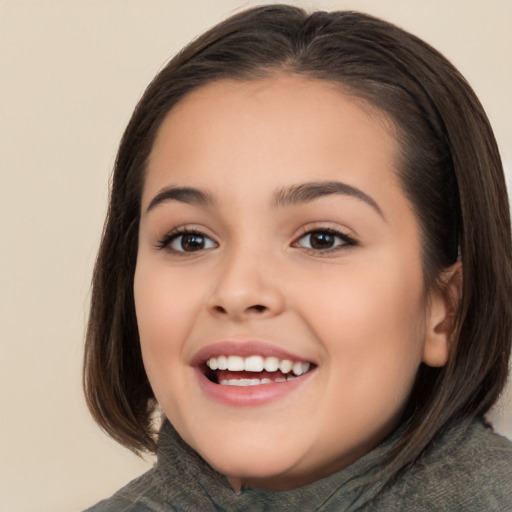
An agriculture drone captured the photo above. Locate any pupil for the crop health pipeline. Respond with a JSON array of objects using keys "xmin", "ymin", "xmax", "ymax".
[
  {"xmin": 182, "ymin": 234, "xmax": 204, "ymax": 251},
  {"xmin": 310, "ymin": 231, "xmax": 334, "ymax": 249}
]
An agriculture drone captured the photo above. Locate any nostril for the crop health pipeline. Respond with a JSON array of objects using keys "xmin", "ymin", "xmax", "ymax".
[
  {"xmin": 209, "ymin": 302, "xmax": 270, "ymax": 318},
  {"xmin": 248, "ymin": 304, "xmax": 266, "ymax": 313}
]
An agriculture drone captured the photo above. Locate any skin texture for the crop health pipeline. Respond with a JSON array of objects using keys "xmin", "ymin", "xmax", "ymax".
[{"xmin": 134, "ymin": 75, "xmax": 454, "ymax": 491}]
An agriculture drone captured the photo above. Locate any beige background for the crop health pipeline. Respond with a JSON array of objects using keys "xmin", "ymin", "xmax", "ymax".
[{"xmin": 1, "ymin": 1, "xmax": 511, "ymax": 511}]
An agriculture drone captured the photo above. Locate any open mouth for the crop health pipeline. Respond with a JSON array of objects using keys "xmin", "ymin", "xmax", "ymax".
[{"xmin": 203, "ymin": 355, "xmax": 315, "ymax": 386}]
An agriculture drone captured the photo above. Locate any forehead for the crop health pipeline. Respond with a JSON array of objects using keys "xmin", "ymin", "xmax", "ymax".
[{"xmin": 144, "ymin": 75, "xmax": 402, "ymax": 209}]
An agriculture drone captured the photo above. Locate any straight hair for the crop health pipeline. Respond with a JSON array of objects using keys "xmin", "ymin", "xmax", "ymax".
[{"xmin": 84, "ymin": 4, "xmax": 512, "ymax": 487}]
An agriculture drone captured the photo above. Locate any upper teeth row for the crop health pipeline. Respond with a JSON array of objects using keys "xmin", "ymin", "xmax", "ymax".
[{"xmin": 206, "ymin": 355, "xmax": 310, "ymax": 376}]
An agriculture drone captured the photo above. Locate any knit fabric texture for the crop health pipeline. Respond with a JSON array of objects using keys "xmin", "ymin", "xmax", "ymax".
[{"xmin": 84, "ymin": 418, "xmax": 512, "ymax": 511}]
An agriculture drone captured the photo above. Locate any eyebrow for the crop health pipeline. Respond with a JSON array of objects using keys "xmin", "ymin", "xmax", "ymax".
[
  {"xmin": 146, "ymin": 180, "xmax": 384, "ymax": 219},
  {"xmin": 146, "ymin": 186, "xmax": 216, "ymax": 213},
  {"xmin": 273, "ymin": 181, "xmax": 384, "ymax": 218}
]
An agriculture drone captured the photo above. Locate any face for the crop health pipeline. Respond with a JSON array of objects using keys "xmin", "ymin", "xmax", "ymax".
[{"xmin": 134, "ymin": 75, "xmax": 448, "ymax": 490}]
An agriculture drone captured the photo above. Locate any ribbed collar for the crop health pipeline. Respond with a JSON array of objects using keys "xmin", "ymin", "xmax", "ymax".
[{"xmin": 153, "ymin": 420, "xmax": 403, "ymax": 511}]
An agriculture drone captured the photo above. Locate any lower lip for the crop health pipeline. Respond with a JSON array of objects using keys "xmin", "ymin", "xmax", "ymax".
[{"xmin": 195, "ymin": 368, "xmax": 313, "ymax": 406}]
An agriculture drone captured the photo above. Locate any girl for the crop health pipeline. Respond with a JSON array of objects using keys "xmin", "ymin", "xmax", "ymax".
[{"xmin": 83, "ymin": 5, "xmax": 512, "ymax": 510}]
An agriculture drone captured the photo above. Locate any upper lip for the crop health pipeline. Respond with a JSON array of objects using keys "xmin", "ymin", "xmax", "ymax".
[{"xmin": 191, "ymin": 340, "xmax": 315, "ymax": 367}]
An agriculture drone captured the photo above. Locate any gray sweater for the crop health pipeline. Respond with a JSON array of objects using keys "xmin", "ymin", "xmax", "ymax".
[{"xmin": 84, "ymin": 419, "xmax": 512, "ymax": 511}]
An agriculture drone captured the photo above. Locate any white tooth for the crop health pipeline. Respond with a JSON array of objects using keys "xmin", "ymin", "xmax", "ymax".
[
  {"xmin": 287, "ymin": 375, "xmax": 297, "ymax": 381},
  {"xmin": 264, "ymin": 356, "xmax": 279, "ymax": 372},
  {"xmin": 207, "ymin": 358, "xmax": 218, "ymax": 370},
  {"xmin": 227, "ymin": 356, "xmax": 244, "ymax": 371},
  {"xmin": 275, "ymin": 377, "xmax": 287, "ymax": 383},
  {"xmin": 291, "ymin": 362, "xmax": 310, "ymax": 376},
  {"xmin": 220, "ymin": 379, "xmax": 229, "ymax": 385},
  {"xmin": 217, "ymin": 355, "xmax": 228, "ymax": 370},
  {"xmin": 227, "ymin": 378, "xmax": 264, "ymax": 386},
  {"xmin": 245, "ymin": 355, "xmax": 264, "ymax": 372},
  {"xmin": 231, "ymin": 378, "xmax": 261, "ymax": 386},
  {"xmin": 292, "ymin": 361, "xmax": 304, "ymax": 376},
  {"xmin": 261, "ymin": 378, "xmax": 272, "ymax": 384},
  {"xmin": 279, "ymin": 359, "xmax": 293, "ymax": 373}
]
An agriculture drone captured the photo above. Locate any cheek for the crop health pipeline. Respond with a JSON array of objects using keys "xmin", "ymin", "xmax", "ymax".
[
  {"xmin": 133, "ymin": 260, "xmax": 202, "ymax": 419},
  {"xmin": 133, "ymin": 260, "xmax": 197, "ymax": 376},
  {"xmin": 295, "ymin": 252, "xmax": 427, "ymax": 388},
  {"xmin": 134, "ymin": 259, "xmax": 204, "ymax": 338}
]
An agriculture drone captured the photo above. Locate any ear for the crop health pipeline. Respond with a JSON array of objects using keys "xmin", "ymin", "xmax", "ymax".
[{"xmin": 422, "ymin": 262, "xmax": 463, "ymax": 367}]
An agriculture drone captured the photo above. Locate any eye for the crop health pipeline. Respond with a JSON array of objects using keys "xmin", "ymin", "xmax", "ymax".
[
  {"xmin": 159, "ymin": 230, "xmax": 218, "ymax": 253},
  {"xmin": 294, "ymin": 229, "xmax": 356, "ymax": 251}
]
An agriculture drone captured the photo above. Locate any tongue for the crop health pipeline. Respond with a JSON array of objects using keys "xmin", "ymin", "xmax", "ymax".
[{"xmin": 216, "ymin": 369, "xmax": 289, "ymax": 381}]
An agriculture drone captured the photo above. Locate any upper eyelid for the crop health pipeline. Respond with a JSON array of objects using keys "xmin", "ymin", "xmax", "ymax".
[
  {"xmin": 292, "ymin": 225, "xmax": 359, "ymax": 250},
  {"xmin": 295, "ymin": 229, "xmax": 356, "ymax": 243},
  {"xmin": 154, "ymin": 223, "xmax": 358, "ymax": 248},
  {"xmin": 293, "ymin": 222, "xmax": 356, "ymax": 239},
  {"xmin": 156, "ymin": 226, "xmax": 218, "ymax": 249},
  {"xmin": 160, "ymin": 225, "xmax": 216, "ymax": 238}
]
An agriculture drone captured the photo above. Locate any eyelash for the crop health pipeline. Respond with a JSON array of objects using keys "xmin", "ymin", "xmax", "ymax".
[
  {"xmin": 156, "ymin": 227, "xmax": 357, "ymax": 254},
  {"xmin": 156, "ymin": 228, "xmax": 218, "ymax": 254},
  {"xmin": 292, "ymin": 228, "xmax": 357, "ymax": 253}
]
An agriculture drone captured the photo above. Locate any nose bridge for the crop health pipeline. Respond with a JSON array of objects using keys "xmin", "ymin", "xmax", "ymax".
[{"xmin": 207, "ymin": 237, "xmax": 284, "ymax": 319}]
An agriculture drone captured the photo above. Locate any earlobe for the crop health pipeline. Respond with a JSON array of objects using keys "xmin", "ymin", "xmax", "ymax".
[{"xmin": 422, "ymin": 262, "xmax": 463, "ymax": 367}]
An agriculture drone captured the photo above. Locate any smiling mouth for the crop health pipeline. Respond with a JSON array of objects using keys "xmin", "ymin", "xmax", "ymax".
[{"xmin": 203, "ymin": 355, "xmax": 314, "ymax": 386}]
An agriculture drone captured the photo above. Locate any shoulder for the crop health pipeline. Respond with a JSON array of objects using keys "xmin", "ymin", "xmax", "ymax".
[
  {"xmin": 371, "ymin": 419, "xmax": 512, "ymax": 511},
  {"xmin": 82, "ymin": 467, "xmax": 169, "ymax": 512}
]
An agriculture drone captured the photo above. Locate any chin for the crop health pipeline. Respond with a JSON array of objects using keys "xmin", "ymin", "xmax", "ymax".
[
  {"xmin": 214, "ymin": 455, "xmax": 331, "ymax": 492},
  {"xmin": 196, "ymin": 438, "xmax": 306, "ymax": 488}
]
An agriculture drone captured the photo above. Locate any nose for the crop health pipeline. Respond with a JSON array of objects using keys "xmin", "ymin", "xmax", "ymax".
[{"xmin": 206, "ymin": 248, "xmax": 285, "ymax": 322}]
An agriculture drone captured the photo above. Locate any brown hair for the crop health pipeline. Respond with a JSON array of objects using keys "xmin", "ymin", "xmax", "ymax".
[{"xmin": 84, "ymin": 4, "xmax": 512, "ymax": 483}]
